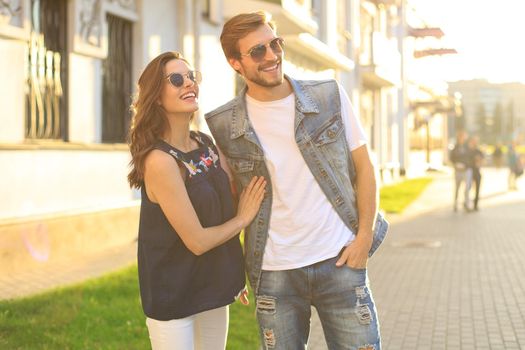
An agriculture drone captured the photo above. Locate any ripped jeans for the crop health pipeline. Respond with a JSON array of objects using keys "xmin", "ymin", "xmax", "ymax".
[{"xmin": 256, "ymin": 256, "xmax": 380, "ymax": 350}]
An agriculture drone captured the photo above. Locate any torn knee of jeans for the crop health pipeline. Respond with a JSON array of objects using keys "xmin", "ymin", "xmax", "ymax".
[
  {"xmin": 256, "ymin": 295, "xmax": 276, "ymax": 315},
  {"xmin": 356, "ymin": 303, "xmax": 372, "ymax": 325},
  {"xmin": 263, "ymin": 328, "xmax": 276, "ymax": 348},
  {"xmin": 358, "ymin": 345, "xmax": 376, "ymax": 350},
  {"xmin": 355, "ymin": 285, "xmax": 368, "ymax": 299}
]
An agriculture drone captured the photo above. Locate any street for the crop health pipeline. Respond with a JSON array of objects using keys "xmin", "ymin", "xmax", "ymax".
[{"xmin": 309, "ymin": 168, "xmax": 525, "ymax": 349}]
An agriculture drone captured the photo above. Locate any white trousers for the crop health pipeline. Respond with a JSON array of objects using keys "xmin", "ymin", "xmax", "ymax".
[
  {"xmin": 146, "ymin": 306, "xmax": 229, "ymax": 350},
  {"xmin": 454, "ymin": 168, "xmax": 472, "ymax": 209}
]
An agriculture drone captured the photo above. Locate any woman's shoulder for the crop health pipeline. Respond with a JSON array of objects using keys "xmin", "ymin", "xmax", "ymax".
[
  {"xmin": 193, "ymin": 130, "xmax": 215, "ymax": 147},
  {"xmin": 145, "ymin": 148, "xmax": 179, "ymax": 170}
]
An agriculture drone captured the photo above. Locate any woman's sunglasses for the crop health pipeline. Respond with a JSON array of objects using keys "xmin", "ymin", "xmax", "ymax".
[
  {"xmin": 240, "ymin": 37, "xmax": 285, "ymax": 63},
  {"xmin": 165, "ymin": 70, "xmax": 202, "ymax": 88}
]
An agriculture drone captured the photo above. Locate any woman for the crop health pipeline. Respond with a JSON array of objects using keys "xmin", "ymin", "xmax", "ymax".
[{"xmin": 127, "ymin": 51, "xmax": 266, "ymax": 349}]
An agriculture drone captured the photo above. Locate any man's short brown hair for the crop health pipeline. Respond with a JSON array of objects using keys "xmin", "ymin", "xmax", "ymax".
[{"xmin": 220, "ymin": 11, "xmax": 276, "ymax": 60}]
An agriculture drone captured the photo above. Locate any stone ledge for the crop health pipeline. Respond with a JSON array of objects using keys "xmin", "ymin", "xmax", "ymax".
[{"xmin": 0, "ymin": 205, "xmax": 139, "ymax": 277}]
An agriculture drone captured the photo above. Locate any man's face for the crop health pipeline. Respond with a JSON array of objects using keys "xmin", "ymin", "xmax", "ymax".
[{"xmin": 229, "ymin": 24, "xmax": 284, "ymax": 88}]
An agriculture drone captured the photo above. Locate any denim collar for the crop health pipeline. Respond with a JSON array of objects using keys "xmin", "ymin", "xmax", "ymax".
[{"xmin": 229, "ymin": 75, "xmax": 320, "ymax": 140}]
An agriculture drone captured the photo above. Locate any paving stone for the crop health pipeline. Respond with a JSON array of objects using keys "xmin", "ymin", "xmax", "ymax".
[
  {"xmin": 307, "ymin": 169, "xmax": 525, "ymax": 349},
  {"xmin": 2, "ymin": 168, "xmax": 524, "ymax": 350}
]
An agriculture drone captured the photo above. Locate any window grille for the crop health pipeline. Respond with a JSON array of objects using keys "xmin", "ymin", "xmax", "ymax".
[
  {"xmin": 26, "ymin": 0, "xmax": 68, "ymax": 140},
  {"xmin": 102, "ymin": 14, "xmax": 133, "ymax": 143}
]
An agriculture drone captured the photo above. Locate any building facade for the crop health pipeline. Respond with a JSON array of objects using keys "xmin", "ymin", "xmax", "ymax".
[
  {"xmin": 2, "ymin": 0, "xmax": 448, "ymax": 274},
  {"xmin": 448, "ymin": 79, "xmax": 525, "ymax": 144},
  {"xmin": 0, "ymin": 0, "xmax": 212, "ymax": 275}
]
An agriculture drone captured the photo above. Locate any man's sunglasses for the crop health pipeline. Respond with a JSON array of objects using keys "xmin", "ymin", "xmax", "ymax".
[
  {"xmin": 240, "ymin": 37, "xmax": 285, "ymax": 63},
  {"xmin": 165, "ymin": 70, "xmax": 202, "ymax": 88}
]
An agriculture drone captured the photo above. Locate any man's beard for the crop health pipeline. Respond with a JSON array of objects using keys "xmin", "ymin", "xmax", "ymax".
[{"xmin": 243, "ymin": 60, "xmax": 283, "ymax": 87}]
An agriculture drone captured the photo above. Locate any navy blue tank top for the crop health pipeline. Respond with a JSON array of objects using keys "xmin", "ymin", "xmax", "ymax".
[{"xmin": 137, "ymin": 131, "xmax": 245, "ymax": 320}]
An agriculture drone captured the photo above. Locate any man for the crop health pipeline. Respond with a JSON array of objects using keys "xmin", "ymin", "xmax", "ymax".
[
  {"xmin": 467, "ymin": 136, "xmax": 483, "ymax": 210},
  {"xmin": 206, "ymin": 11, "xmax": 386, "ymax": 349},
  {"xmin": 450, "ymin": 130, "xmax": 472, "ymax": 212},
  {"xmin": 507, "ymin": 140, "xmax": 523, "ymax": 190},
  {"xmin": 492, "ymin": 143, "xmax": 503, "ymax": 168}
]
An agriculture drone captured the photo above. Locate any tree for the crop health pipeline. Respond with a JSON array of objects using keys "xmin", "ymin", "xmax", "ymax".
[
  {"xmin": 475, "ymin": 103, "xmax": 487, "ymax": 142},
  {"xmin": 456, "ymin": 105, "xmax": 466, "ymax": 131},
  {"xmin": 506, "ymin": 100, "xmax": 515, "ymax": 141},
  {"xmin": 492, "ymin": 102, "xmax": 503, "ymax": 143}
]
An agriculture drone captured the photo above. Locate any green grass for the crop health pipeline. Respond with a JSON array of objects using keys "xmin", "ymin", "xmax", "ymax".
[
  {"xmin": 0, "ymin": 265, "xmax": 148, "ymax": 350},
  {"xmin": 226, "ymin": 287, "xmax": 259, "ymax": 349},
  {"xmin": 0, "ymin": 265, "xmax": 259, "ymax": 350},
  {"xmin": 0, "ymin": 177, "xmax": 432, "ymax": 349},
  {"xmin": 379, "ymin": 177, "xmax": 433, "ymax": 213}
]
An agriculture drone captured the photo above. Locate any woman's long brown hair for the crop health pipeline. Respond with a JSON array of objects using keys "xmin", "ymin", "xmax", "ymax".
[{"xmin": 127, "ymin": 51, "xmax": 189, "ymax": 188}]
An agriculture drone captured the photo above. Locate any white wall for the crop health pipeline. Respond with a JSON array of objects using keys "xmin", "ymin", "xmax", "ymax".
[
  {"xmin": 0, "ymin": 39, "xmax": 26, "ymax": 143},
  {"xmin": 139, "ymin": 0, "xmax": 179, "ymax": 65},
  {"xmin": 0, "ymin": 150, "xmax": 134, "ymax": 220},
  {"xmin": 68, "ymin": 53, "xmax": 102, "ymax": 143},
  {"xmin": 197, "ymin": 20, "xmax": 236, "ymax": 133}
]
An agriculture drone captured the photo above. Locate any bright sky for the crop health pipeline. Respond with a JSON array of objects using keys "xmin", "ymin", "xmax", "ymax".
[{"xmin": 408, "ymin": 0, "xmax": 525, "ymax": 84}]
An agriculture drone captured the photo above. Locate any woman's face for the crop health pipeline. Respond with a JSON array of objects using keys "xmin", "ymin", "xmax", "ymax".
[{"xmin": 159, "ymin": 59, "xmax": 200, "ymax": 116}]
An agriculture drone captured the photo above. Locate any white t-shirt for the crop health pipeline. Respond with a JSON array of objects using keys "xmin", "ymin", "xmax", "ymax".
[{"xmin": 245, "ymin": 82, "xmax": 368, "ymax": 270}]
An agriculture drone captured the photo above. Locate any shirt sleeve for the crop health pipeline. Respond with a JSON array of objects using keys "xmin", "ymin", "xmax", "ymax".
[{"xmin": 337, "ymin": 82, "xmax": 368, "ymax": 151}]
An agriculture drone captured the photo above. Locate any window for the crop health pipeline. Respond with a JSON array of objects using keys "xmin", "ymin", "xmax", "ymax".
[
  {"xmin": 26, "ymin": 0, "xmax": 68, "ymax": 140},
  {"xmin": 102, "ymin": 14, "xmax": 133, "ymax": 143}
]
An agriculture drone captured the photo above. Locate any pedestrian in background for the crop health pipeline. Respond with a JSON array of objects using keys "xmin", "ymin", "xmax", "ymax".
[
  {"xmin": 206, "ymin": 11, "xmax": 387, "ymax": 349},
  {"xmin": 492, "ymin": 143, "xmax": 503, "ymax": 168},
  {"xmin": 127, "ymin": 51, "xmax": 266, "ymax": 350},
  {"xmin": 507, "ymin": 140, "xmax": 523, "ymax": 190},
  {"xmin": 450, "ymin": 130, "xmax": 472, "ymax": 211},
  {"xmin": 467, "ymin": 135, "xmax": 483, "ymax": 211}
]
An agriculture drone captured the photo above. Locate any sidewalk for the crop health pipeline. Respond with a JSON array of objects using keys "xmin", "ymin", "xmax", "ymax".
[
  {"xmin": 2, "ymin": 168, "xmax": 524, "ymax": 349},
  {"xmin": 0, "ymin": 239, "xmax": 137, "ymax": 300},
  {"xmin": 308, "ymin": 167, "xmax": 525, "ymax": 349}
]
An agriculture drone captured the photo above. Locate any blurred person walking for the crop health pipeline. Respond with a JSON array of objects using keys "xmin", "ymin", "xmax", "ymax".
[
  {"xmin": 492, "ymin": 143, "xmax": 503, "ymax": 168},
  {"xmin": 206, "ymin": 11, "xmax": 388, "ymax": 350},
  {"xmin": 450, "ymin": 130, "xmax": 472, "ymax": 211},
  {"xmin": 467, "ymin": 136, "xmax": 483, "ymax": 211},
  {"xmin": 507, "ymin": 141, "xmax": 523, "ymax": 190},
  {"xmin": 127, "ymin": 51, "xmax": 266, "ymax": 350}
]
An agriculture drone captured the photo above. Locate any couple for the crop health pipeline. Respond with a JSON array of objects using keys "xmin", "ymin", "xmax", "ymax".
[
  {"xmin": 450, "ymin": 131, "xmax": 483, "ymax": 212},
  {"xmin": 128, "ymin": 11, "xmax": 387, "ymax": 350}
]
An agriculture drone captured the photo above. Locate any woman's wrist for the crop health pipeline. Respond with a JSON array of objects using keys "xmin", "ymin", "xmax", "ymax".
[{"xmin": 233, "ymin": 215, "xmax": 246, "ymax": 231}]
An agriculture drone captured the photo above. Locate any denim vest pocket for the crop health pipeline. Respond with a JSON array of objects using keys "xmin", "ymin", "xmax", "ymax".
[
  {"xmin": 228, "ymin": 157, "xmax": 255, "ymax": 173},
  {"xmin": 309, "ymin": 115, "xmax": 348, "ymax": 173},
  {"xmin": 312, "ymin": 115, "xmax": 344, "ymax": 146}
]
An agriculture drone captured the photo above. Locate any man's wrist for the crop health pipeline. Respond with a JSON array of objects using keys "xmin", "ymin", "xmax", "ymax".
[{"xmin": 355, "ymin": 229, "xmax": 373, "ymax": 244}]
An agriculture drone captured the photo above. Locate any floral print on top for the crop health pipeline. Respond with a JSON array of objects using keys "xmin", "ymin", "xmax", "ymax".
[
  {"xmin": 140, "ymin": 131, "xmax": 245, "ymax": 320},
  {"xmin": 165, "ymin": 132, "xmax": 221, "ymax": 179}
]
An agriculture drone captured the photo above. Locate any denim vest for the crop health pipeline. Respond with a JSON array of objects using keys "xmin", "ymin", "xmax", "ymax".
[{"xmin": 205, "ymin": 76, "xmax": 388, "ymax": 293}]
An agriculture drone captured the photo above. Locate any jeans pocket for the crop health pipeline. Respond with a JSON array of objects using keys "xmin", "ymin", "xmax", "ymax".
[{"xmin": 345, "ymin": 265, "xmax": 367, "ymax": 273}]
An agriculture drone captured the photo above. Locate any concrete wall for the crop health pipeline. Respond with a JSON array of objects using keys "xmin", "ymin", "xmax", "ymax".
[
  {"xmin": 0, "ymin": 205, "xmax": 139, "ymax": 276},
  {"xmin": 0, "ymin": 149, "xmax": 133, "ymax": 220},
  {"xmin": 138, "ymin": 0, "xmax": 179, "ymax": 65},
  {"xmin": 68, "ymin": 54, "xmax": 102, "ymax": 143},
  {"xmin": 198, "ymin": 21, "xmax": 236, "ymax": 133},
  {"xmin": 0, "ymin": 39, "xmax": 26, "ymax": 143}
]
